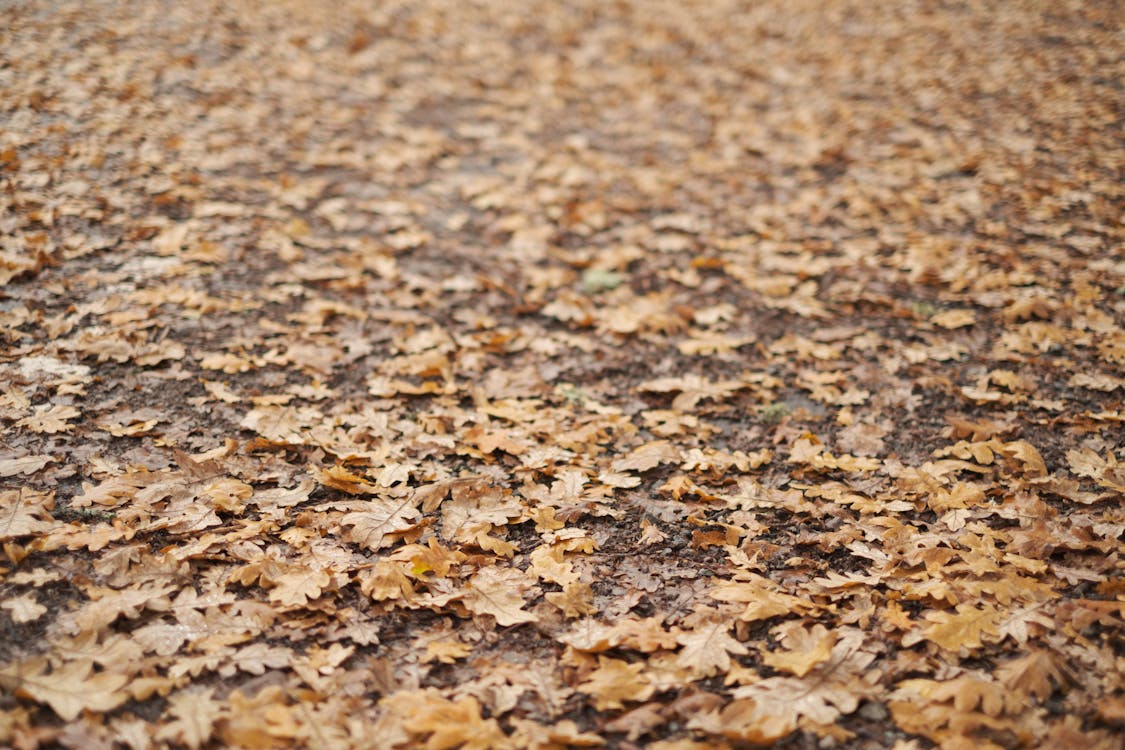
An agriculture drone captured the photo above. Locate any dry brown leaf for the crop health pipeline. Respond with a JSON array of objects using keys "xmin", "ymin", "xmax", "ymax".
[
  {"xmin": 675, "ymin": 616, "xmax": 749, "ymax": 678},
  {"xmin": 0, "ymin": 453, "xmax": 54, "ymax": 477},
  {"xmin": 0, "ymin": 592, "xmax": 47, "ymax": 624},
  {"xmin": 1, "ymin": 657, "xmax": 129, "ymax": 721},
  {"xmin": 341, "ymin": 496, "xmax": 422, "ymax": 550},
  {"xmin": 154, "ymin": 687, "xmax": 225, "ymax": 750},
  {"xmin": 0, "ymin": 488, "xmax": 57, "ymax": 540},
  {"xmin": 463, "ymin": 567, "xmax": 539, "ymax": 627},
  {"xmin": 611, "ymin": 440, "xmax": 682, "ymax": 473},
  {"xmin": 577, "ymin": 657, "xmax": 655, "ymax": 711},
  {"xmin": 919, "ymin": 603, "xmax": 1004, "ymax": 653},
  {"xmin": 759, "ymin": 623, "xmax": 836, "ymax": 677}
]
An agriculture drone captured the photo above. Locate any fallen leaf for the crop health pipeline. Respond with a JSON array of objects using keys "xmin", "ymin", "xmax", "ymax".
[{"xmin": 1, "ymin": 657, "xmax": 129, "ymax": 721}]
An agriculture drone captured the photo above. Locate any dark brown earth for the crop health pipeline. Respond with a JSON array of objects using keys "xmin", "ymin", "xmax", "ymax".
[{"xmin": 1, "ymin": 1, "xmax": 1122, "ymax": 748}]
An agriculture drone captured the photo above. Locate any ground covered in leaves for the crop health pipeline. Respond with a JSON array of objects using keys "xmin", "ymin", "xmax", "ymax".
[{"xmin": 1, "ymin": 1, "xmax": 1123, "ymax": 748}]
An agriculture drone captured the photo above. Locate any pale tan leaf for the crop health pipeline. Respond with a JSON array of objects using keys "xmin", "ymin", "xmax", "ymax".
[
  {"xmin": 15, "ymin": 404, "xmax": 80, "ymax": 434},
  {"xmin": 0, "ymin": 454, "xmax": 54, "ymax": 477},
  {"xmin": 576, "ymin": 657, "xmax": 655, "ymax": 711},
  {"xmin": 675, "ymin": 618, "xmax": 748, "ymax": 678},
  {"xmin": 269, "ymin": 567, "xmax": 331, "ymax": 607},
  {"xmin": 155, "ymin": 687, "xmax": 225, "ymax": 750},
  {"xmin": 2, "ymin": 657, "xmax": 128, "ymax": 721},
  {"xmin": 463, "ymin": 567, "xmax": 538, "ymax": 626},
  {"xmin": 0, "ymin": 488, "xmax": 57, "ymax": 540},
  {"xmin": 759, "ymin": 623, "xmax": 836, "ymax": 677},
  {"xmin": 611, "ymin": 440, "xmax": 682, "ymax": 473},
  {"xmin": 0, "ymin": 592, "xmax": 47, "ymax": 623},
  {"xmin": 341, "ymin": 496, "xmax": 421, "ymax": 550}
]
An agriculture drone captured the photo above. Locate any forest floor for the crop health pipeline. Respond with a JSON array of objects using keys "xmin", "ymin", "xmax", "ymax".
[{"xmin": 1, "ymin": 1, "xmax": 1123, "ymax": 749}]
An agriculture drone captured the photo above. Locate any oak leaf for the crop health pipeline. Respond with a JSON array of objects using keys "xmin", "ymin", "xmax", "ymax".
[
  {"xmin": 0, "ymin": 488, "xmax": 57, "ymax": 540},
  {"xmin": 919, "ymin": 602, "xmax": 1003, "ymax": 653},
  {"xmin": 15, "ymin": 403, "xmax": 79, "ymax": 434},
  {"xmin": 577, "ymin": 657, "xmax": 655, "ymax": 710},
  {"xmin": 423, "ymin": 639, "xmax": 473, "ymax": 664},
  {"xmin": 730, "ymin": 675, "xmax": 862, "ymax": 726},
  {"xmin": 893, "ymin": 675, "xmax": 1017, "ymax": 717},
  {"xmin": 545, "ymin": 581, "xmax": 597, "ymax": 618},
  {"xmin": 996, "ymin": 439, "xmax": 1047, "ymax": 477},
  {"xmin": 1, "ymin": 657, "xmax": 129, "ymax": 721},
  {"xmin": 509, "ymin": 718, "xmax": 605, "ymax": 749},
  {"xmin": 70, "ymin": 582, "xmax": 175, "ymax": 633},
  {"xmin": 155, "ymin": 687, "xmax": 225, "ymax": 750},
  {"xmin": 463, "ymin": 567, "xmax": 538, "ymax": 626},
  {"xmin": 269, "ymin": 566, "xmax": 331, "ymax": 607},
  {"xmin": 931, "ymin": 309, "xmax": 975, "ymax": 329},
  {"xmin": 1066, "ymin": 448, "xmax": 1125, "ymax": 492},
  {"xmin": 638, "ymin": 375, "xmax": 746, "ymax": 410},
  {"xmin": 688, "ymin": 698, "xmax": 795, "ymax": 744},
  {"xmin": 341, "ymin": 495, "xmax": 421, "ymax": 550},
  {"xmin": 529, "ymin": 545, "xmax": 579, "ymax": 586},
  {"xmin": 316, "ymin": 464, "xmax": 381, "ymax": 494},
  {"xmin": 675, "ymin": 616, "xmax": 749, "ymax": 678},
  {"xmin": 710, "ymin": 577, "xmax": 809, "ymax": 621},
  {"xmin": 0, "ymin": 453, "xmax": 54, "ymax": 477},
  {"xmin": 759, "ymin": 623, "xmax": 836, "ymax": 677},
  {"xmin": 381, "ymin": 689, "xmax": 515, "ymax": 750},
  {"xmin": 560, "ymin": 619, "xmax": 625, "ymax": 653},
  {"xmin": 611, "ymin": 440, "xmax": 681, "ymax": 473},
  {"xmin": 996, "ymin": 650, "xmax": 1070, "ymax": 701},
  {"xmin": 240, "ymin": 405, "xmax": 309, "ymax": 444},
  {"xmin": 0, "ymin": 593, "xmax": 46, "ymax": 624}
]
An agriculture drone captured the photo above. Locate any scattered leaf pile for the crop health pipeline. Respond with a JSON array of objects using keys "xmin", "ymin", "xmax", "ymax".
[{"xmin": 1, "ymin": 1, "xmax": 1123, "ymax": 748}]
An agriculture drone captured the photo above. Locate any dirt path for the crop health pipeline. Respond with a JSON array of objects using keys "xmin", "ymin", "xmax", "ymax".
[{"xmin": 1, "ymin": 1, "xmax": 1122, "ymax": 748}]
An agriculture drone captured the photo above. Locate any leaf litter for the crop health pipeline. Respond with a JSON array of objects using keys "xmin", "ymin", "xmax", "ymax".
[{"xmin": 0, "ymin": 1, "xmax": 1122, "ymax": 748}]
